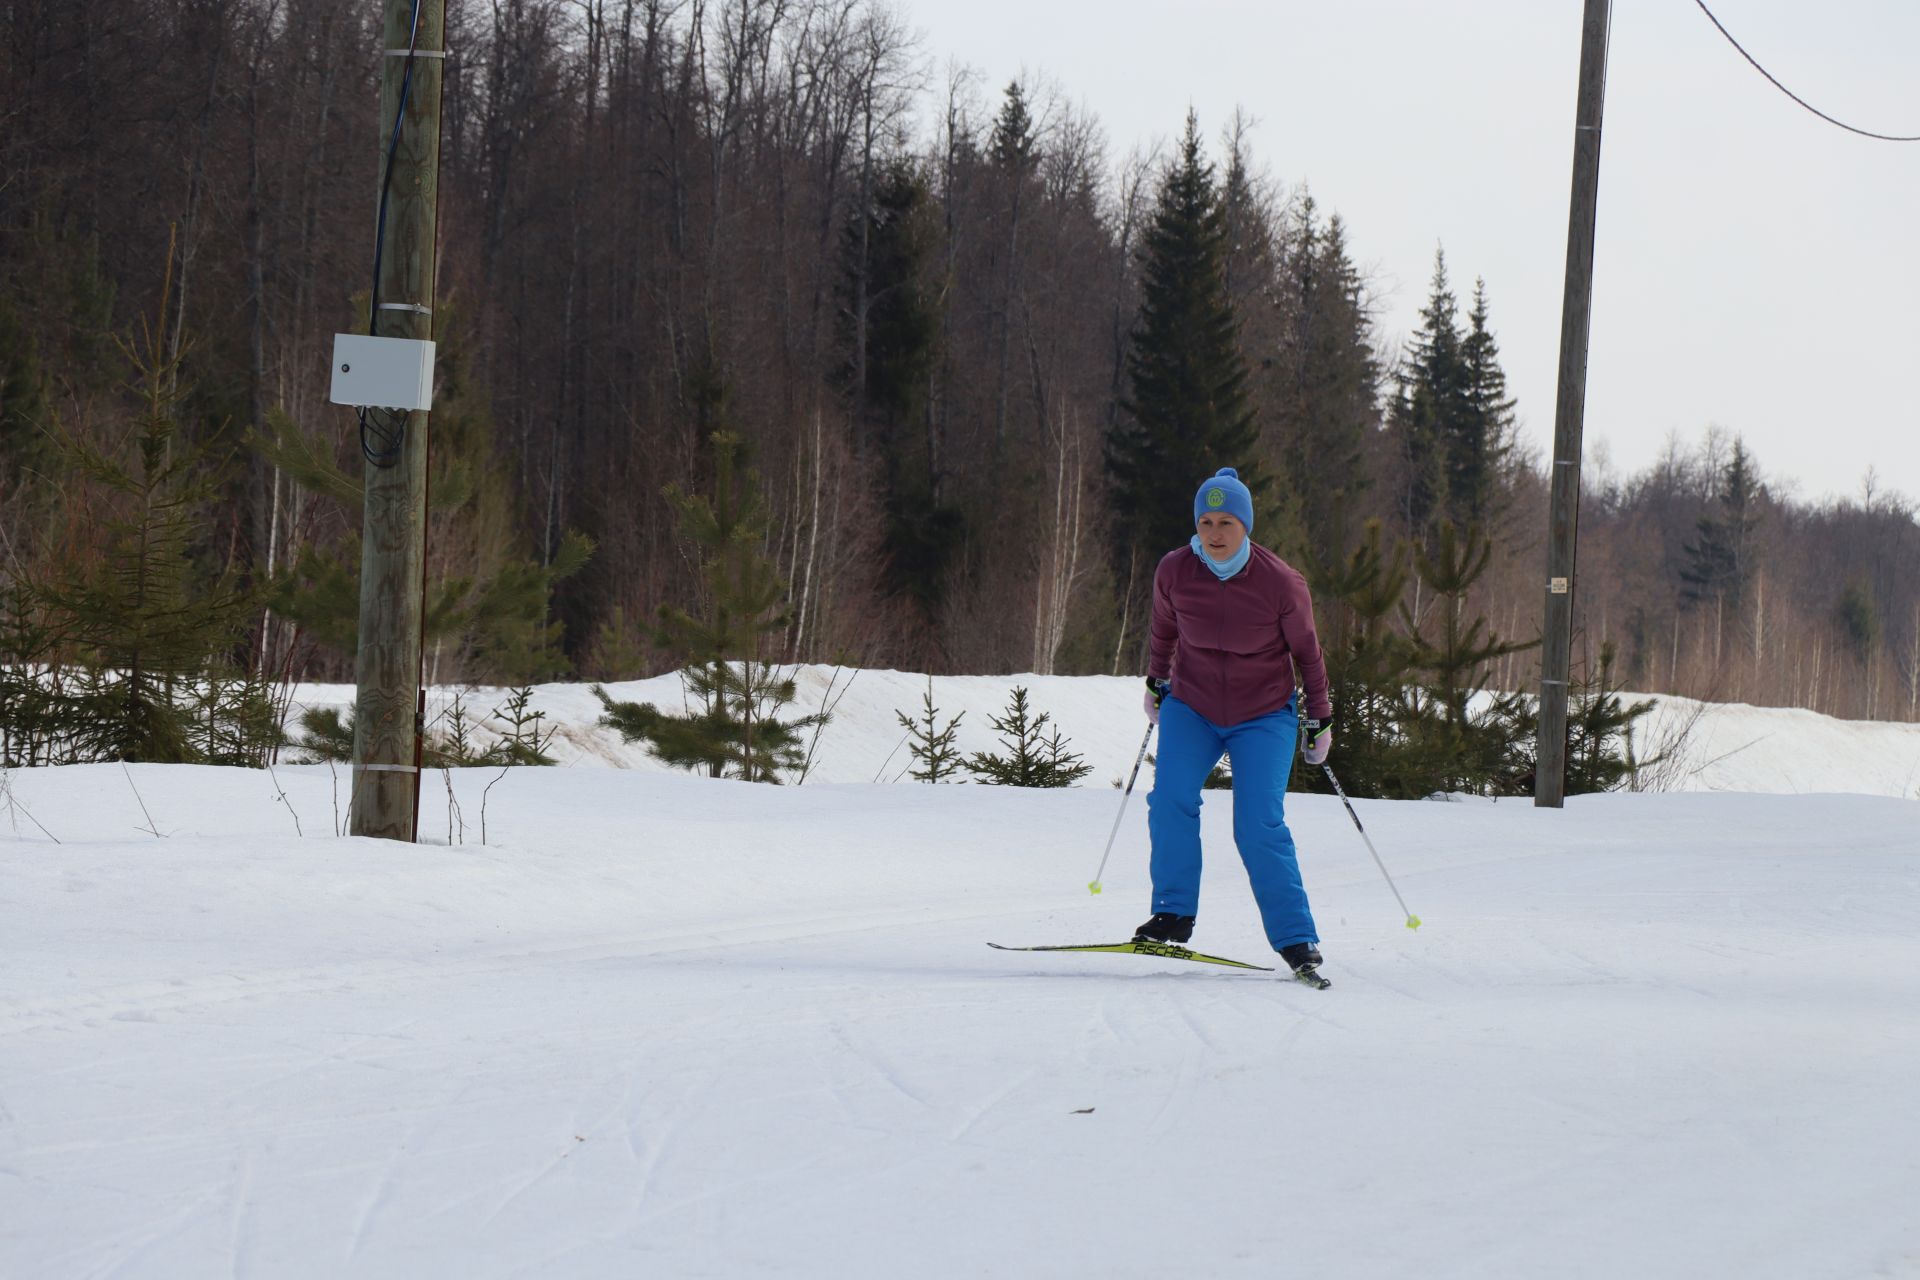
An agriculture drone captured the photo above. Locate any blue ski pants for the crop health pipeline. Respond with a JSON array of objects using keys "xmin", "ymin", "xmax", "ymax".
[{"xmin": 1146, "ymin": 695, "xmax": 1319, "ymax": 951}]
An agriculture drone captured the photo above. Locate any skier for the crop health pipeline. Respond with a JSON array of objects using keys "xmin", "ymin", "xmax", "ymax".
[{"xmin": 1137, "ymin": 467, "xmax": 1334, "ymax": 981}]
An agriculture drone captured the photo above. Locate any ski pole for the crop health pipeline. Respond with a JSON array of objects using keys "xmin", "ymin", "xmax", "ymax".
[
  {"xmin": 1321, "ymin": 763, "xmax": 1422, "ymax": 930},
  {"xmin": 1088, "ymin": 721, "xmax": 1155, "ymax": 895}
]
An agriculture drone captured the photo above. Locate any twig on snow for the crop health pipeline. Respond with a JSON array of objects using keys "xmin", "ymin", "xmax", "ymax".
[
  {"xmin": 266, "ymin": 761, "xmax": 303, "ymax": 837},
  {"xmin": 481, "ymin": 763, "xmax": 509, "ymax": 845},
  {"xmin": 122, "ymin": 763, "xmax": 163, "ymax": 837},
  {"xmin": 443, "ymin": 766, "xmax": 466, "ymax": 845},
  {"xmin": 796, "ymin": 665, "xmax": 857, "ymax": 785},
  {"xmin": 327, "ymin": 755, "xmax": 342, "ymax": 836},
  {"xmin": 871, "ymin": 728, "xmax": 912, "ymax": 784},
  {"xmin": 0, "ymin": 768, "xmax": 61, "ymax": 843}
]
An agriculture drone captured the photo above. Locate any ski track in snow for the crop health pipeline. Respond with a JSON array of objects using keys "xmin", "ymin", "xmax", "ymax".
[{"xmin": 3, "ymin": 765, "xmax": 1919, "ymax": 1278}]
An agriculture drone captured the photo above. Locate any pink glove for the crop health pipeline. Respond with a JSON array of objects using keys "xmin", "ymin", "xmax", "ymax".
[
  {"xmin": 1301, "ymin": 715, "xmax": 1332, "ymax": 766},
  {"xmin": 1144, "ymin": 677, "xmax": 1169, "ymax": 725}
]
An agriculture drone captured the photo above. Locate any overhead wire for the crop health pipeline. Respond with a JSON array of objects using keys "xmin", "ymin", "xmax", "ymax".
[{"xmin": 1689, "ymin": 0, "xmax": 1920, "ymax": 143}]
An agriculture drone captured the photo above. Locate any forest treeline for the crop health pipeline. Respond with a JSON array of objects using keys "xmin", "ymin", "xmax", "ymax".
[{"xmin": 3, "ymin": 0, "xmax": 1917, "ymax": 758}]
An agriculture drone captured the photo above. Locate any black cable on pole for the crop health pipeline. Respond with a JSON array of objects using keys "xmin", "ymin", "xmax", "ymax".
[
  {"xmin": 1690, "ymin": 0, "xmax": 1920, "ymax": 143},
  {"xmin": 359, "ymin": 0, "xmax": 426, "ymax": 468}
]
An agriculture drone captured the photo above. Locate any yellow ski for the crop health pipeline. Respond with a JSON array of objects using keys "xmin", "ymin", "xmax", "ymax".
[{"xmin": 987, "ymin": 940, "xmax": 1274, "ymax": 972}]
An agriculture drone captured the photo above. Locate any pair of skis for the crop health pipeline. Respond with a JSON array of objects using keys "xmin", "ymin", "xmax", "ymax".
[{"xmin": 987, "ymin": 939, "xmax": 1330, "ymax": 989}]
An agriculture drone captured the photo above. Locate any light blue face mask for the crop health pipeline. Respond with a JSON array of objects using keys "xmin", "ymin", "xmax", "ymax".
[{"xmin": 1191, "ymin": 534, "xmax": 1251, "ymax": 580}]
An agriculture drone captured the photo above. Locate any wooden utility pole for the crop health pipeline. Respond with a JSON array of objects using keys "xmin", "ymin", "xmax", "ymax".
[
  {"xmin": 1536, "ymin": 0, "xmax": 1613, "ymax": 808},
  {"xmin": 351, "ymin": 0, "xmax": 444, "ymax": 839}
]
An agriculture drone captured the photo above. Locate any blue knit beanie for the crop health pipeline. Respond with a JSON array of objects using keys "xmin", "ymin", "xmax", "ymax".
[{"xmin": 1194, "ymin": 467, "xmax": 1254, "ymax": 533}]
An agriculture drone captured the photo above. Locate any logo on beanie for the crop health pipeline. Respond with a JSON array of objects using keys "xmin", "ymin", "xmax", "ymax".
[{"xmin": 1206, "ymin": 487, "xmax": 1226, "ymax": 509}]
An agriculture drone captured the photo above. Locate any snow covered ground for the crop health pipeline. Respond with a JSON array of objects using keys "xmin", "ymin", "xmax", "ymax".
[
  {"xmin": 4, "ymin": 681, "xmax": 1920, "ymax": 1278},
  {"xmin": 290, "ymin": 667, "xmax": 1920, "ymax": 798}
]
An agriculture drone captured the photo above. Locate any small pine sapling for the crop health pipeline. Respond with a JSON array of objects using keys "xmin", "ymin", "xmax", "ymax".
[
  {"xmin": 965, "ymin": 686, "xmax": 1093, "ymax": 788},
  {"xmin": 593, "ymin": 425, "xmax": 823, "ymax": 783},
  {"xmin": 895, "ymin": 676, "xmax": 964, "ymax": 782},
  {"xmin": 489, "ymin": 684, "xmax": 558, "ymax": 766},
  {"xmin": 1565, "ymin": 641, "xmax": 1658, "ymax": 794},
  {"xmin": 296, "ymin": 706, "xmax": 355, "ymax": 763}
]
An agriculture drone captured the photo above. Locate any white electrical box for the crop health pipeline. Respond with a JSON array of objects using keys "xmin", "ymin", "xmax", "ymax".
[{"xmin": 329, "ymin": 334, "xmax": 436, "ymax": 411}]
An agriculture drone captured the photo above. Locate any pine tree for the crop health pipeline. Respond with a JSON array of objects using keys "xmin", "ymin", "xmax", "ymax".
[
  {"xmin": 0, "ymin": 584, "xmax": 60, "ymax": 766},
  {"xmin": 1401, "ymin": 521, "xmax": 1537, "ymax": 794},
  {"xmin": 1267, "ymin": 199, "xmax": 1379, "ymax": 559},
  {"xmin": 843, "ymin": 161, "xmax": 960, "ymax": 616},
  {"xmin": 965, "ymin": 685, "xmax": 1092, "ymax": 787},
  {"xmin": 988, "ymin": 80, "xmax": 1040, "ymax": 176},
  {"xmin": 1219, "ymin": 119, "xmax": 1280, "ymax": 325},
  {"xmin": 1680, "ymin": 438, "xmax": 1764, "ymax": 613},
  {"xmin": 35, "ymin": 266, "xmax": 279, "ymax": 765},
  {"xmin": 460, "ymin": 533, "xmax": 594, "ymax": 683},
  {"xmin": 1387, "ymin": 249, "xmax": 1466, "ymax": 542},
  {"xmin": 1565, "ymin": 642, "xmax": 1657, "ymax": 794},
  {"xmin": 895, "ymin": 676, "xmax": 964, "ymax": 782},
  {"xmin": 1108, "ymin": 112, "xmax": 1263, "ymax": 570},
  {"xmin": 1454, "ymin": 278, "xmax": 1518, "ymax": 530},
  {"xmin": 0, "ymin": 294, "xmax": 52, "ymax": 479},
  {"xmin": 1834, "ymin": 579, "xmax": 1879, "ymax": 668},
  {"xmin": 1388, "ymin": 255, "xmax": 1519, "ymax": 547},
  {"xmin": 594, "ymin": 423, "xmax": 823, "ymax": 783},
  {"xmin": 1297, "ymin": 515, "xmax": 1419, "ymax": 798},
  {"xmin": 486, "ymin": 685, "xmax": 558, "ymax": 765},
  {"xmin": 987, "ymin": 80, "xmax": 1043, "ymax": 464},
  {"xmin": 295, "ymin": 705, "xmax": 355, "ymax": 763}
]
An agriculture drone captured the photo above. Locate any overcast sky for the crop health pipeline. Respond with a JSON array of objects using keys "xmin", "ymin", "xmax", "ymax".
[{"xmin": 900, "ymin": 0, "xmax": 1919, "ymax": 506}]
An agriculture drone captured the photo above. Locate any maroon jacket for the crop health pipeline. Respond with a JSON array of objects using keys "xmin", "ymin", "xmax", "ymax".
[{"xmin": 1147, "ymin": 542, "xmax": 1333, "ymax": 728}]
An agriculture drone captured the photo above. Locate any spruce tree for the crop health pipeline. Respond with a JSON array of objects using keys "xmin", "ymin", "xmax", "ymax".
[
  {"xmin": 1496, "ymin": 637, "xmax": 1658, "ymax": 795},
  {"xmin": 594, "ymin": 423, "xmax": 823, "ymax": 783},
  {"xmin": 1454, "ymin": 278, "xmax": 1518, "ymax": 530},
  {"xmin": 1834, "ymin": 579, "xmax": 1879, "ymax": 668},
  {"xmin": 1268, "ymin": 199, "xmax": 1379, "ymax": 559},
  {"xmin": 0, "ymin": 294, "xmax": 52, "ymax": 479},
  {"xmin": 1108, "ymin": 112, "xmax": 1263, "ymax": 570},
  {"xmin": 295, "ymin": 706, "xmax": 355, "ymax": 763},
  {"xmin": 989, "ymin": 80, "xmax": 1040, "ymax": 175},
  {"xmin": 0, "ymin": 584, "xmax": 60, "ymax": 766},
  {"xmin": 895, "ymin": 676, "xmax": 965, "ymax": 783},
  {"xmin": 843, "ymin": 161, "xmax": 959, "ymax": 616},
  {"xmin": 1297, "ymin": 516, "xmax": 1418, "ymax": 798},
  {"xmin": 1680, "ymin": 438, "xmax": 1764, "ymax": 612},
  {"xmin": 1388, "ymin": 250, "xmax": 1466, "ymax": 542},
  {"xmin": 1219, "ymin": 121, "xmax": 1280, "ymax": 325},
  {"xmin": 485, "ymin": 685, "xmax": 559, "ymax": 766},
  {"xmin": 36, "ymin": 278, "xmax": 279, "ymax": 765},
  {"xmin": 1564, "ymin": 642, "xmax": 1657, "ymax": 794},
  {"xmin": 1400, "ymin": 521, "xmax": 1538, "ymax": 794},
  {"xmin": 1392, "ymin": 258, "xmax": 1519, "ymax": 545},
  {"xmin": 986, "ymin": 81, "xmax": 1043, "ymax": 465},
  {"xmin": 965, "ymin": 686, "xmax": 1092, "ymax": 787}
]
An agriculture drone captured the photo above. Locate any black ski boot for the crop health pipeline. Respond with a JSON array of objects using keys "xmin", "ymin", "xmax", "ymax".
[
  {"xmin": 1279, "ymin": 942, "xmax": 1323, "ymax": 971},
  {"xmin": 1133, "ymin": 913, "xmax": 1196, "ymax": 945},
  {"xmin": 1279, "ymin": 942, "xmax": 1330, "ymax": 989}
]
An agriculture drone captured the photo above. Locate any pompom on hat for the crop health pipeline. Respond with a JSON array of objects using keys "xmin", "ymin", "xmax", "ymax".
[{"xmin": 1193, "ymin": 467, "xmax": 1254, "ymax": 534}]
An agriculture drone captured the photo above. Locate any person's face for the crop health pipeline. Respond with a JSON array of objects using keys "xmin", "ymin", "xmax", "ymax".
[{"xmin": 1195, "ymin": 512, "xmax": 1247, "ymax": 562}]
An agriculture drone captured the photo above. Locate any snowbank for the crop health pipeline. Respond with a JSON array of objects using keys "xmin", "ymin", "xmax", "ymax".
[{"xmin": 286, "ymin": 668, "xmax": 1920, "ymax": 798}]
